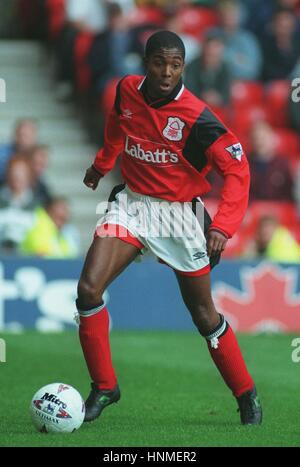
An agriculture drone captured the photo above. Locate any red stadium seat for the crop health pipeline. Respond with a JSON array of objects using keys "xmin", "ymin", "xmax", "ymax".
[
  {"xmin": 226, "ymin": 201, "xmax": 299, "ymax": 257},
  {"xmin": 46, "ymin": 0, "xmax": 66, "ymax": 40},
  {"xmin": 230, "ymin": 105, "xmax": 269, "ymax": 138},
  {"xmin": 74, "ymin": 32, "xmax": 94, "ymax": 92},
  {"xmin": 244, "ymin": 201, "xmax": 298, "ymax": 231},
  {"xmin": 265, "ymin": 80, "xmax": 290, "ymax": 127},
  {"xmin": 274, "ymin": 129, "xmax": 300, "ymax": 160},
  {"xmin": 177, "ymin": 6, "xmax": 219, "ymax": 40},
  {"xmin": 231, "ymin": 81, "xmax": 264, "ymax": 109},
  {"xmin": 242, "ymin": 201, "xmax": 300, "ymax": 251}
]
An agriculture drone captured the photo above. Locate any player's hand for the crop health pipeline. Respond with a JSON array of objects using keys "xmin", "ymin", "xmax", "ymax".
[
  {"xmin": 83, "ymin": 166, "xmax": 102, "ymax": 191},
  {"xmin": 206, "ymin": 229, "xmax": 228, "ymax": 257}
]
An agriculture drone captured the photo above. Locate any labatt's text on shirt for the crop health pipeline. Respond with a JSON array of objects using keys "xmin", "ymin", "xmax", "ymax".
[{"xmin": 125, "ymin": 136, "xmax": 179, "ymax": 165}]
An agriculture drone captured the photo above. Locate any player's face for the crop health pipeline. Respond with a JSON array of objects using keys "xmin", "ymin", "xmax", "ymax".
[{"xmin": 145, "ymin": 48, "xmax": 185, "ymax": 99}]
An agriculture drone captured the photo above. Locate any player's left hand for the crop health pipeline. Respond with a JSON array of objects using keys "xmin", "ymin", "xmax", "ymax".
[{"xmin": 206, "ymin": 230, "xmax": 228, "ymax": 257}]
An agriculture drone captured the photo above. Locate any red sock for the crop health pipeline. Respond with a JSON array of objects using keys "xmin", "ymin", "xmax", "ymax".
[
  {"xmin": 207, "ymin": 324, "xmax": 254, "ymax": 398},
  {"xmin": 79, "ymin": 307, "xmax": 117, "ymax": 390}
]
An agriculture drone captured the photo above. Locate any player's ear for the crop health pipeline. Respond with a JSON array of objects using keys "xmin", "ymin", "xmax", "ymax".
[{"xmin": 143, "ymin": 56, "xmax": 149, "ymax": 70}]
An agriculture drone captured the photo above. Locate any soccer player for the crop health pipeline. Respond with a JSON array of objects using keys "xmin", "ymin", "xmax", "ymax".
[{"xmin": 76, "ymin": 31, "xmax": 262, "ymax": 425}]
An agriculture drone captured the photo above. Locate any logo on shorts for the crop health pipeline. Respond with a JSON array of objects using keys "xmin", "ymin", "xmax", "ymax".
[
  {"xmin": 225, "ymin": 143, "xmax": 243, "ymax": 162},
  {"xmin": 193, "ymin": 252, "xmax": 207, "ymax": 260},
  {"xmin": 163, "ymin": 117, "xmax": 185, "ymax": 141}
]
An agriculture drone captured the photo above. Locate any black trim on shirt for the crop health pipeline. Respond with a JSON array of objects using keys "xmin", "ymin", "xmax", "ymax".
[
  {"xmin": 182, "ymin": 107, "xmax": 228, "ymax": 172},
  {"xmin": 114, "ymin": 76, "xmax": 128, "ymax": 115}
]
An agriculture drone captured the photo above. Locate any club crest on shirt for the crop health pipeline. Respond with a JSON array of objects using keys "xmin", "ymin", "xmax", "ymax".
[
  {"xmin": 163, "ymin": 117, "xmax": 185, "ymax": 141},
  {"xmin": 225, "ymin": 143, "xmax": 244, "ymax": 161}
]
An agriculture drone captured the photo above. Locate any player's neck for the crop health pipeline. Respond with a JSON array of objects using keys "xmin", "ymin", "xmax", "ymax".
[{"xmin": 142, "ymin": 77, "xmax": 183, "ymax": 108}]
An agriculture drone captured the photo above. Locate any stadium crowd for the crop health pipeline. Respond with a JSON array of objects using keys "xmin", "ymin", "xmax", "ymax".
[
  {"xmin": 1, "ymin": 0, "xmax": 300, "ymax": 261},
  {"xmin": 0, "ymin": 119, "xmax": 80, "ymax": 257}
]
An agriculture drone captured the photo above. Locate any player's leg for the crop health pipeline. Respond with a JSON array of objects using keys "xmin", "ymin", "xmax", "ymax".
[
  {"xmin": 77, "ymin": 235, "xmax": 139, "ymax": 310},
  {"xmin": 76, "ymin": 236, "xmax": 140, "ymax": 421},
  {"xmin": 175, "ymin": 271, "xmax": 262, "ymax": 425}
]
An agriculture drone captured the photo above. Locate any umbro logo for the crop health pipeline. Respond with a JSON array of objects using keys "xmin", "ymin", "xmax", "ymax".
[{"xmin": 193, "ymin": 252, "xmax": 206, "ymax": 260}]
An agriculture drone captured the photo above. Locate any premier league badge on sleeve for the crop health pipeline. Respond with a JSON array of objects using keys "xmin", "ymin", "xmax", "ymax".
[
  {"xmin": 163, "ymin": 117, "xmax": 185, "ymax": 141},
  {"xmin": 225, "ymin": 143, "xmax": 244, "ymax": 161}
]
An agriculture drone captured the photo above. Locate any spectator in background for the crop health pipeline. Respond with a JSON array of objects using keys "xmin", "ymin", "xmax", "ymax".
[
  {"xmin": 54, "ymin": 0, "xmax": 109, "ymax": 89},
  {"xmin": 0, "ymin": 157, "xmax": 39, "ymax": 254},
  {"xmin": 249, "ymin": 121, "xmax": 295, "ymax": 202},
  {"xmin": 184, "ymin": 31, "xmax": 232, "ymax": 107},
  {"xmin": 208, "ymin": 0, "xmax": 262, "ymax": 80},
  {"xmin": 0, "ymin": 118, "xmax": 38, "ymax": 182},
  {"xmin": 29, "ymin": 145, "xmax": 53, "ymax": 204},
  {"xmin": 20, "ymin": 197, "xmax": 80, "ymax": 258},
  {"xmin": 88, "ymin": 3, "xmax": 141, "ymax": 96},
  {"xmin": 0, "ymin": 157, "xmax": 39, "ymax": 210},
  {"xmin": 261, "ymin": 7, "xmax": 300, "ymax": 82},
  {"xmin": 243, "ymin": 214, "xmax": 300, "ymax": 263}
]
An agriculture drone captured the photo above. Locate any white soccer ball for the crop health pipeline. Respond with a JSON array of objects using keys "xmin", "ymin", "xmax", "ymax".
[{"xmin": 29, "ymin": 383, "xmax": 85, "ymax": 433}]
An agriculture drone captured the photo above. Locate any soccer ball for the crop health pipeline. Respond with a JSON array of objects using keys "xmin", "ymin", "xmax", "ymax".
[{"xmin": 29, "ymin": 383, "xmax": 85, "ymax": 433}]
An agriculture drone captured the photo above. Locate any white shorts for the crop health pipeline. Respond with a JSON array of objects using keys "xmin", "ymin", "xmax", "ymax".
[{"xmin": 95, "ymin": 185, "xmax": 211, "ymax": 276}]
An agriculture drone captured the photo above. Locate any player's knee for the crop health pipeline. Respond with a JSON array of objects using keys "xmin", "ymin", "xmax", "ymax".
[
  {"xmin": 190, "ymin": 303, "xmax": 217, "ymax": 334},
  {"xmin": 77, "ymin": 279, "xmax": 104, "ymax": 309}
]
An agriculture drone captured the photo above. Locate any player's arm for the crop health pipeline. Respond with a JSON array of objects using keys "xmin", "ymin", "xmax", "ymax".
[
  {"xmin": 205, "ymin": 130, "xmax": 250, "ymax": 241},
  {"xmin": 84, "ymin": 79, "xmax": 126, "ymax": 191},
  {"xmin": 190, "ymin": 106, "xmax": 250, "ymax": 256}
]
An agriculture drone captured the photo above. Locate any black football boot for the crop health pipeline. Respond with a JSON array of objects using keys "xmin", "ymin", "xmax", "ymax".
[
  {"xmin": 237, "ymin": 386, "xmax": 262, "ymax": 425},
  {"xmin": 84, "ymin": 383, "xmax": 121, "ymax": 422}
]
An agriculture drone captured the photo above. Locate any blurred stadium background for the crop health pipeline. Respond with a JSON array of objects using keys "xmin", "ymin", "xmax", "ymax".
[{"xmin": 1, "ymin": 0, "xmax": 300, "ymax": 447}]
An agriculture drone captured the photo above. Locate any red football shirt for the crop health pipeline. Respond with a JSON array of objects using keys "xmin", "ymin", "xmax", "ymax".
[{"xmin": 93, "ymin": 75, "xmax": 250, "ymax": 238}]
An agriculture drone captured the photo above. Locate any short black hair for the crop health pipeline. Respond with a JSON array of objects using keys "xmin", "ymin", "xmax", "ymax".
[{"xmin": 145, "ymin": 30, "xmax": 185, "ymax": 60}]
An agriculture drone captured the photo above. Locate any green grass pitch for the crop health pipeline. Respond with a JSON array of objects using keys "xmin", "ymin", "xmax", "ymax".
[{"xmin": 0, "ymin": 330, "xmax": 299, "ymax": 447}]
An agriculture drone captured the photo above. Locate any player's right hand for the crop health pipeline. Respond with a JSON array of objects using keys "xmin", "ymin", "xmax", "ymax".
[{"xmin": 83, "ymin": 166, "xmax": 102, "ymax": 190}]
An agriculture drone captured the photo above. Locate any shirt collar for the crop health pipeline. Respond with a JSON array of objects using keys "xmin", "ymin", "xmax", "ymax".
[{"xmin": 137, "ymin": 76, "xmax": 184, "ymax": 109}]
